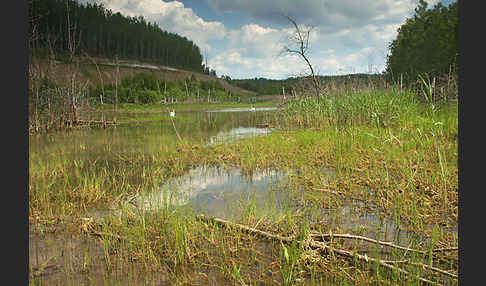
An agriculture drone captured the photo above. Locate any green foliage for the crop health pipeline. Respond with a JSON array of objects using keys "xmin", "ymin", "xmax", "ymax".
[
  {"xmin": 90, "ymin": 72, "xmax": 238, "ymax": 104},
  {"xmin": 230, "ymin": 74, "xmax": 385, "ymax": 96},
  {"xmin": 230, "ymin": 77, "xmax": 294, "ymax": 95},
  {"xmin": 102, "ymin": 89, "xmax": 116, "ymax": 104},
  {"xmin": 137, "ymin": 89, "xmax": 161, "ymax": 104},
  {"xmin": 118, "ymin": 87, "xmax": 133, "ymax": 103},
  {"xmin": 200, "ymin": 80, "xmax": 223, "ymax": 91},
  {"xmin": 165, "ymin": 84, "xmax": 185, "ymax": 101},
  {"xmin": 279, "ymin": 241, "xmax": 302, "ymax": 286},
  {"xmin": 121, "ymin": 73, "xmax": 162, "ymax": 91},
  {"xmin": 30, "ymin": 0, "xmax": 204, "ymax": 72},
  {"xmin": 386, "ymin": 1, "xmax": 458, "ymax": 83}
]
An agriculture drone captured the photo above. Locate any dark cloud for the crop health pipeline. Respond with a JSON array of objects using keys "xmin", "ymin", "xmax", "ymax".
[{"xmin": 207, "ymin": 0, "xmax": 417, "ymax": 31}]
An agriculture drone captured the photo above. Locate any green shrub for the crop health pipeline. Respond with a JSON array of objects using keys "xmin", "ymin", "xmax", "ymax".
[{"xmin": 137, "ymin": 89, "xmax": 161, "ymax": 104}]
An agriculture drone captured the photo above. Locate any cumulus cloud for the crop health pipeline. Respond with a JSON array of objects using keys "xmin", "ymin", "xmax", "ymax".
[
  {"xmin": 208, "ymin": 0, "xmax": 436, "ymax": 29},
  {"xmin": 77, "ymin": 0, "xmax": 441, "ymax": 78},
  {"xmin": 212, "ymin": 50, "xmax": 305, "ymax": 79},
  {"xmin": 81, "ymin": 0, "xmax": 227, "ymax": 52},
  {"xmin": 204, "ymin": 0, "xmax": 442, "ymax": 77},
  {"xmin": 226, "ymin": 24, "xmax": 284, "ymax": 58},
  {"xmin": 211, "ymin": 18, "xmax": 395, "ymax": 78}
]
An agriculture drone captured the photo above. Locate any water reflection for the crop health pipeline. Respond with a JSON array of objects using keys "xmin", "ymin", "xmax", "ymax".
[
  {"xmin": 29, "ymin": 106, "xmax": 278, "ymax": 160},
  {"xmin": 134, "ymin": 166, "xmax": 290, "ymax": 220},
  {"xmin": 207, "ymin": 127, "xmax": 272, "ymax": 145},
  {"xmin": 132, "ymin": 164, "xmax": 457, "ymax": 250}
]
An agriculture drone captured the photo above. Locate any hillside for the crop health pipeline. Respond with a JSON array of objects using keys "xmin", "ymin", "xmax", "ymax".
[
  {"xmin": 29, "ymin": 0, "xmax": 206, "ymax": 73},
  {"xmin": 30, "ymin": 56, "xmax": 256, "ymax": 98}
]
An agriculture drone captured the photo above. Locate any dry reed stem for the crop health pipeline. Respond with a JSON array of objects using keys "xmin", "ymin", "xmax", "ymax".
[{"xmin": 167, "ymin": 107, "xmax": 183, "ymax": 142}]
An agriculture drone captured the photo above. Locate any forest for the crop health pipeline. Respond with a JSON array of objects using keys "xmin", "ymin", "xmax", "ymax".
[
  {"xmin": 385, "ymin": 0, "xmax": 458, "ymax": 84},
  {"xmin": 228, "ymin": 74, "xmax": 385, "ymax": 95},
  {"xmin": 28, "ymin": 0, "xmax": 210, "ymax": 73}
]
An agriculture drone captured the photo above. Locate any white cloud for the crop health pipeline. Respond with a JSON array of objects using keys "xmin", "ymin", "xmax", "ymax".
[
  {"xmin": 227, "ymin": 24, "xmax": 284, "ymax": 59},
  {"xmin": 204, "ymin": 0, "xmax": 432, "ymax": 77},
  {"xmin": 78, "ymin": 0, "xmax": 441, "ymax": 79},
  {"xmin": 212, "ymin": 48, "xmax": 306, "ymax": 79},
  {"xmin": 210, "ymin": 17, "xmax": 398, "ymax": 78},
  {"xmin": 83, "ymin": 0, "xmax": 227, "ymax": 53}
]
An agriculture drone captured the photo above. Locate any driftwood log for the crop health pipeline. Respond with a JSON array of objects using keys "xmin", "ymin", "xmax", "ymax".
[
  {"xmin": 196, "ymin": 214, "xmax": 457, "ymax": 285},
  {"xmin": 81, "ymin": 214, "xmax": 456, "ymax": 285}
]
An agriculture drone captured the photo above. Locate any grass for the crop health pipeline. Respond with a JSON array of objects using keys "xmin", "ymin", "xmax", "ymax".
[{"xmin": 29, "ymin": 88, "xmax": 458, "ymax": 285}]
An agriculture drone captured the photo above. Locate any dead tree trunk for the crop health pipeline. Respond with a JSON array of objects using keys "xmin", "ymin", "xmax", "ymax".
[{"xmin": 281, "ymin": 15, "xmax": 321, "ymax": 100}]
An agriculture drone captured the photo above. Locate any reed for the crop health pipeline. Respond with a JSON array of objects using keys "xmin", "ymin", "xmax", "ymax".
[{"xmin": 30, "ymin": 83, "xmax": 457, "ymax": 285}]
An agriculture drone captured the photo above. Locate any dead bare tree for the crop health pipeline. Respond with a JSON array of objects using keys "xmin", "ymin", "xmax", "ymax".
[
  {"xmin": 280, "ymin": 15, "xmax": 321, "ymax": 99},
  {"xmin": 65, "ymin": 0, "xmax": 82, "ymax": 63},
  {"xmin": 28, "ymin": 0, "xmax": 91, "ymax": 133}
]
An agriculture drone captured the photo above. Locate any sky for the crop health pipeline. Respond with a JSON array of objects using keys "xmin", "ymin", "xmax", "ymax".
[{"xmin": 81, "ymin": 0, "xmax": 455, "ymax": 80}]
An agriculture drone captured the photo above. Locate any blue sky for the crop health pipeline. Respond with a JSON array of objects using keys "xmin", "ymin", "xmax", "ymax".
[{"xmin": 82, "ymin": 0, "xmax": 455, "ymax": 79}]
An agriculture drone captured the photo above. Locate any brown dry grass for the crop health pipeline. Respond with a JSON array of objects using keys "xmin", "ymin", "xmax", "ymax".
[{"xmin": 31, "ymin": 56, "xmax": 256, "ymax": 97}]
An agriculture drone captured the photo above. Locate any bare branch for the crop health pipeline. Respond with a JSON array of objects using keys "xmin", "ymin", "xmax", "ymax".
[{"xmin": 280, "ymin": 15, "xmax": 321, "ymax": 99}]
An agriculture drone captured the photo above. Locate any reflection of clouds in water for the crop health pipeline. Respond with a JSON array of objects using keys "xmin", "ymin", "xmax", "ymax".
[
  {"xmin": 129, "ymin": 164, "xmax": 457, "ymax": 252},
  {"xmin": 249, "ymin": 169, "xmax": 278, "ymax": 181},
  {"xmin": 135, "ymin": 166, "xmax": 285, "ymax": 210},
  {"xmin": 208, "ymin": 127, "xmax": 271, "ymax": 145}
]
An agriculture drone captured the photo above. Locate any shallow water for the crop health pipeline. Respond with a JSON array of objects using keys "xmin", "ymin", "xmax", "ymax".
[
  {"xmin": 207, "ymin": 126, "xmax": 272, "ymax": 145},
  {"xmin": 29, "ymin": 106, "xmax": 277, "ymax": 162},
  {"xmin": 128, "ymin": 163, "xmax": 457, "ymax": 254},
  {"xmin": 133, "ymin": 165, "xmax": 291, "ymax": 220},
  {"xmin": 30, "ymin": 104, "xmax": 457, "ymax": 255}
]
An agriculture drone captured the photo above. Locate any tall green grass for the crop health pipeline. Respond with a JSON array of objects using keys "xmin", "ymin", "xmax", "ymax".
[
  {"xmin": 280, "ymin": 90, "xmax": 457, "ymax": 136},
  {"xmin": 30, "ymin": 92, "xmax": 457, "ymax": 285}
]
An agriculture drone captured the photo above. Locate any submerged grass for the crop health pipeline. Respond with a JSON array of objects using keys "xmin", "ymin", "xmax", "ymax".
[{"xmin": 29, "ymin": 90, "xmax": 458, "ymax": 285}]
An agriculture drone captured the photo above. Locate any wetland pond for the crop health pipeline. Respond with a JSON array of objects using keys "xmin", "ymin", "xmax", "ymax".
[{"xmin": 30, "ymin": 105, "xmax": 456, "ymax": 257}]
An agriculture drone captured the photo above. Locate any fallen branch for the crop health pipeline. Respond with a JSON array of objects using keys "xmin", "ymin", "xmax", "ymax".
[
  {"xmin": 311, "ymin": 232, "xmax": 427, "ymax": 254},
  {"xmin": 409, "ymin": 261, "xmax": 457, "ymax": 279},
  {"xmin": 197, "ymin": 214, "xmax": 295, "ymax": 242},
  {"xmin": 431, "ymin": 247, "xmax": 458, "ymax": 253},
  {"xmin": 309, "ymin": 240, "xmax": 442, "ymax": 285},
  {"xmin": 196, "ymin": 215, "xmax": 448, "ymax": 286},
  {"xmin": 311, "ymin": 232, "xmax": 458, "ymax": 261},
  {"xmin": 377, "ymin": 259, "xmax": 457, "ymax": 279},
  {"xmin": 30, "ymin": 264, "xmax": 58, "ymax": 277},
  {"xmin": 79, "ymin": 214, "xmax": 455, "ymax": 285}
]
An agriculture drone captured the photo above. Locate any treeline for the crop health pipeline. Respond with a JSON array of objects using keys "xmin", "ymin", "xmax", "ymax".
[
  {"xmin": 28, "ymin": 0, "xmax": 206, "ymax": 73},
  {"xmin": 385, "ymin": 0, "xmax": 458, "ymax": 84},
  {"xmin": 228, "ymin": 78, "xmax": 294, "ymax": 95},
  {"xmin": 90, "ymin": 72, "xmax": 244, "ymax": 105},
  {"xmin": 228, "ymin": 74, "xmax": 385, "ymax": 95}
]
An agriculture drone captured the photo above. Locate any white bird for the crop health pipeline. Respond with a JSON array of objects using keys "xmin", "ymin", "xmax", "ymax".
[
  {"xmin": 249, "ymin": 106, "xmax": 256, "ymax": 111},
  {"xmin": 170, "ymin": 110, "xmax": 175, "ymax": 117}
]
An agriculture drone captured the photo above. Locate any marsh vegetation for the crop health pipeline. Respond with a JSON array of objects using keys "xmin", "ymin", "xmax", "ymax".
[
  {"xmin": 29, "ymin": 74, "xmax": 457, "ymax": 285},
  {"xmin": 28, "ymin": 0, "xmax": 458, "ymax": 283}
]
